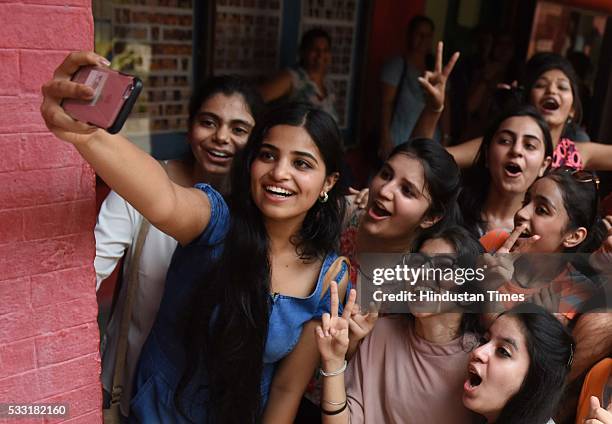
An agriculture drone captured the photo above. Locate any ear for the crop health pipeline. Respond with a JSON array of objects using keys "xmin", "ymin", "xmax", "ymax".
[
  {"xmin": 322, "ymin": 172, "xmax": 339, "ymax": 195},
  {"xmin": 419, "ymin": 214, "xmax": 442, "ymax": 230},
  {"xmin": 562, "ymin": 226, "xmax": 587, "ymax": 249},
  {"xmin": 538, "ymin": 156, "xmax": 552, "ymax": 177}
]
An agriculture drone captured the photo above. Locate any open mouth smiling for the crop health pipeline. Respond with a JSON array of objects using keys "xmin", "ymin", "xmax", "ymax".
[
  {"xmin": 264, "ymin": 185, "xmax": 295, "ymax": 198},
  {"xmin": 541, "ymin": 98, "xmax": 560, "ymax": 112}
]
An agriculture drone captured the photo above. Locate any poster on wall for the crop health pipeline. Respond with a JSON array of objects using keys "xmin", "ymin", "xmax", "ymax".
[
  {"xmin": 213, "ymin": 0, "xmax": 283, "ymax": 77},
  {"xmin": 300, "ymin": 0, "xmax": 359, "ymax": 129}
]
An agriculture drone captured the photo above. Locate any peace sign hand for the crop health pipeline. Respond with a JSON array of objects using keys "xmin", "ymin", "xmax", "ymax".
[
  {"xmin": 418, "ymin": 41, "xmax": 460, "ymax": 113},
  {"xmin": 315, "ymin": 281, "xmax": 357, "ymax": 366}
]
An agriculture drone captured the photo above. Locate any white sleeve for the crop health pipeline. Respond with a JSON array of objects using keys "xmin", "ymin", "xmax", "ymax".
[{"xmin": 94, "ymin": 190, "xmax": 141, "ymax": 291}]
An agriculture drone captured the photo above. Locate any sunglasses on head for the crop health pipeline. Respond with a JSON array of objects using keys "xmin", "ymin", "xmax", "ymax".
[{"xmin": 568, "ymin": 169, "xmax": 600, "ymax": 192}]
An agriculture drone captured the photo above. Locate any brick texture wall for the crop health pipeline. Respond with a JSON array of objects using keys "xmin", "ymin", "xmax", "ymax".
[
  {"xmin": 0, "ymin": 2, "xmax": 102, "ymax": 423},
  {"xmin": 94, "ymin": 0, "xmax": 194, "ymax": 137}
]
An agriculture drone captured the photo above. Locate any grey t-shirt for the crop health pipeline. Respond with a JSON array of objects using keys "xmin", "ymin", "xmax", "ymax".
[{"xmin": 381, "ymin": 56, "xmax": 441, "ymax": 145}]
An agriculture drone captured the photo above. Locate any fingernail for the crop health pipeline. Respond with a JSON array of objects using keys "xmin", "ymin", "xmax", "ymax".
[
  {"xmin": 83, "ymin": 87, "xmax": 95, "ymax": 98},
  {"xmin": 98, "ymin": 57, "xmax": 111, "ymax": 67}
]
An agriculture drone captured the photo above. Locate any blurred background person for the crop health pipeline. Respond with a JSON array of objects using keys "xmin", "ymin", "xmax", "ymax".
[
  {"xmin": 259, "ymin": 28, "xmax": 338, "ymax": 123},
  {"xmin": 378, "ymin": 15, "xmax": 443, "ymax": 159}
]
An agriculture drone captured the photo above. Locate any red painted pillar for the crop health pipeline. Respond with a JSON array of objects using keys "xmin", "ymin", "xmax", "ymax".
[
  {"xmin": 350, "ymin": 0, "xmax": 425, "ymax": 186},
  {"xmin": 0, "ymin": 2, "xmax": 102, "ymax": 423}
]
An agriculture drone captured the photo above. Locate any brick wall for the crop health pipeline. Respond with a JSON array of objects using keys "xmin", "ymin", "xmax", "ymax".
[
  {"xmin": 93, "ymin": 0, "xmax": 194, "ymax": 137},
  {"xmin": 0, "ymin": 2, "xmax": 102, "ymax": 423}
]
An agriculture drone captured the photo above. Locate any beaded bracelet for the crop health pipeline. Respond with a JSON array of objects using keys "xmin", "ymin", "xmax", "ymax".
[{"xmin": 319, "ymin": 360, "xmax": 347, "ymax": 377}]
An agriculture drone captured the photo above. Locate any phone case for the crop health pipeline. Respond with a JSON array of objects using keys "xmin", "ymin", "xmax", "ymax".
[{"xmin": 63, "ymin": 66, "xmax": 142, "ymax": 134}]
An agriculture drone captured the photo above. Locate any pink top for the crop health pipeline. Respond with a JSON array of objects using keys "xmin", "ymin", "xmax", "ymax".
[
  {"xmin": 552, "ymin": 138, "xmax": 584, "ymax": 170},
  {"xmin": 345, "ymin": 316, "xmax": 479, "ymax": 424}
]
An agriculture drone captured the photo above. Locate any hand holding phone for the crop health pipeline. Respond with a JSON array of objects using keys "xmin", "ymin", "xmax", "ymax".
[{"xmin": 62, "ymin": 66, "xmax": 142, "ymax": 134}]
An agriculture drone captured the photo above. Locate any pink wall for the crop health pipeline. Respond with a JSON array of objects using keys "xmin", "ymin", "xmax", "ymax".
[{"xmin": 0, "ymin": 2, "xmax": 102, "ymax": 423}]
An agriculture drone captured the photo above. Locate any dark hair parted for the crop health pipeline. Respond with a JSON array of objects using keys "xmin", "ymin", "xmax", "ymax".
[
  {"xmin": 523, "ymin": 52, "xmax": 583, "ymax": 136},
  {"xmin": 541, "ymin": 167, "xmax": 603, "ymax": 253},
  {"xmin": 459, "ymin": 105, "xmax": 553, "ymax": 237},
  {"xmin": 387, "ymin": 138, "xmax": 462, "ymax": 233},
  {"xmin": 187, "ymin": 75, "xmax": 265, "ymax": 130},
  {"xmin": 492, "ymin": 304, "xmax": 574, "ymax": 424},
  {"xmin": 178, "ymin": 103, "xmax": 345, "ymax": 423}
]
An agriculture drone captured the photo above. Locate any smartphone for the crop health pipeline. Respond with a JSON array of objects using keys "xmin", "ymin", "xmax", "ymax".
[{"xmin": 62, "ymin": 66, "xmax": 142, "ymax": 134}]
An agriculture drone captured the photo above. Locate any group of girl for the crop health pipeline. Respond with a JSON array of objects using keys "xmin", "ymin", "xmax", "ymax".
[{"xmin": 39, "ymin": 43, "xmax": 611, "ymax": 423}]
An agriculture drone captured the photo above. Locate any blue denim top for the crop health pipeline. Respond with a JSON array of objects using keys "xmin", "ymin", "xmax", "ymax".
[{"xmin": 130, "ymin": 184, "xmax": 348, "ymax": 423}]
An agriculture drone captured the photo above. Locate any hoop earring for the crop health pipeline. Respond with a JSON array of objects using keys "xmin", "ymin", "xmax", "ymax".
[{"xmin": 319, "ymin": 192, "xmax": 329, "ymax": 203}]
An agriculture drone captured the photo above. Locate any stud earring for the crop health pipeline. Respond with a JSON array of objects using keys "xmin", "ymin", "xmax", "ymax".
[{"xmin": 319, "ymin": 192, "xmax": 329, "ymax": 203}]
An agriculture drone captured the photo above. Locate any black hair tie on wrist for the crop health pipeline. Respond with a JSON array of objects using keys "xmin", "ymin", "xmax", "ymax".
[{"xmin": 321, "ymin": 401, "xmax": 348, "ymax": 416}]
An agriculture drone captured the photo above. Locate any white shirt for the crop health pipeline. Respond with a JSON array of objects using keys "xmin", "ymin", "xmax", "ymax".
[{"xmin": 95, "ymin": 190, "xmax": 178, "ymax": 415}]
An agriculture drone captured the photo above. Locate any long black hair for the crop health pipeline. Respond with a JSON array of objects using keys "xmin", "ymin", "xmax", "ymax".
[
  {"xmin": 523, "ymin": 52, "xmax": 583, "ymax": 139},
  {"xmin": 178, "ymin": 103, "xmax": 345, "ymax": 423},
  {"xmin": 492, "ymin": 304, "xmax": 574, "ymax": 424},
  {"xmin": 459, "ymin": 105, "xmax": 553, "ymax": 237}
]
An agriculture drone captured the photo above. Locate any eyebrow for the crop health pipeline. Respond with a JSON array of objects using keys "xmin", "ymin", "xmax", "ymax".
[
  {"xmin": 498, "ymin": 129, "xmax": 542, "ymax": 144},
  {"xmin": 383, "ymin": 163, "xmax": 424, "ymax": 196},
  {"xmin": 197, "ymin": 111, "xmax": 254, "ymax": 128},
  {"xmin": 534, "ymin": 194, "xmax": 557, "ymax": 211},
  {"xmin": 524, "ymin": 135, "xmax": 542, "ymax": 143},
  {"xmin": 402, "ymin": 179, "xmax": 421, "ymax": 195},
  {"xmin": 497, "ymin": 129, "xmax": 516, "ymax": 136},
  {"xmin": 496, "ymin": 129, "xmax": 517, "ymax": 139},
  {"xmin": 500, "ymin": 337, "xmax": 519, "ymax": 351},
  {"xmin": 260, "ymin": 143, "xmax": 319, "ymax": 164},
  {"xmin": 537, "ymin": 76, "xmax": 570, "ymax": 83}
]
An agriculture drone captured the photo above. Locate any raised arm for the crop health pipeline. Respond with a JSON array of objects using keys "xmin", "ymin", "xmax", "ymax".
[
  {"xmin": 575, "ymin": 140, "xmax": 612, "ymax": 171},
  {"xmin": 258, "ymin": 70, "xmax": 293, "ymax": 103},
  {"xmin": 314, "ymin": 282, "xmax": 357, "ymax": 424},
  {"xmin": 408, "ymin": 42, "xmax": 481, "ymax": 168},
  {"xmin": 446, "ymin": 137, "xmax": 482, "ymax": 168},
  {"xmin": 40, "ymin": 52, "xmax": 209, "ymax": 245},
  {"xmin": 411, "ymin": 42, "xmax": 459, "ymax": 141},
  {"xmin": 263, "ymin": 275, "xmax": 351, "ymax": 424}
]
